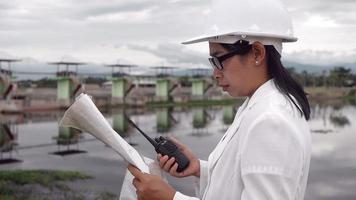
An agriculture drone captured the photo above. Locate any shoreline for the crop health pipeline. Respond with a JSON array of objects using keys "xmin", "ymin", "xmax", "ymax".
[{"xmin": 1, "ymin": 86, "xmax": 355, "ymax": 114}]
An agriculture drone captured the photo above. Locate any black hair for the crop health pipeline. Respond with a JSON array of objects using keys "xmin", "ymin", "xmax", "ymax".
[{"xmin": 221, "ymin": 41, "xmax": 310, "ymax": 120}]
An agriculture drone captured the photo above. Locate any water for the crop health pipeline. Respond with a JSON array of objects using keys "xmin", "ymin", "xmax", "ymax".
[{"xmin": 0, "ymin": 102, "xmax": 355, "ymax": 199}]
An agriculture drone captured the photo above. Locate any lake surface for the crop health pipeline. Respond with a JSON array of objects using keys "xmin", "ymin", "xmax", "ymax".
[{"xmin": 0, "ymin": 101, "xmax": 355, "ymax": 199}]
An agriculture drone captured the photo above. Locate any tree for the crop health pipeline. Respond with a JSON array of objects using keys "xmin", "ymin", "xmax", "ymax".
[{"xmin": 328, "ymin": 67, "xmax": 352, "ymax": 87}]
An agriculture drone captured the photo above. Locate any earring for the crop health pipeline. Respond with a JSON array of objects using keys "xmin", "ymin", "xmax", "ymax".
[{"xmin": 255, "ymin": 61, "xmax": 259, "ymax": 65}]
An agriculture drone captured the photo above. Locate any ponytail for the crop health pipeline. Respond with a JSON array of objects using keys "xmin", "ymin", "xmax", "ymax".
[{"xmin": 265, "ymin": 46, "xmax": 310, "ymax": 120}]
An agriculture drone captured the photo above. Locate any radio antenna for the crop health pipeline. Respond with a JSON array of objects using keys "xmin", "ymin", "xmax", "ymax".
[{"xmin": 124, "ymin": 114, "xmax": 158, "ymax": 148}]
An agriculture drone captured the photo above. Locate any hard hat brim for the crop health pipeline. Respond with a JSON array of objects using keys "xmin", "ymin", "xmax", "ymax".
[{"xmin": 182, "ymin": 31, "xmax": 297, "ymax": 45}]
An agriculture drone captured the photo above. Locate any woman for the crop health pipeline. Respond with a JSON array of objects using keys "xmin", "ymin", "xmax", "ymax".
[{"xmin": 128, "ymin": 0, "xmax": 311, "ymax": 199}]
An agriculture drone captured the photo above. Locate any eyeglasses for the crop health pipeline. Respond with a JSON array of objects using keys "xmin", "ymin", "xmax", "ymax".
[{"xmin": 208, "ymin": 43, "xmax": 251, "ymax": 71}]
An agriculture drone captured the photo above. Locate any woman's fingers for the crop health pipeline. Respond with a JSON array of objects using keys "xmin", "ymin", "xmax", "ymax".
[
  {"xmin": 132, "ymin": 177, "xmax": 142, "ymax": 190},
  {"xmin": 155, "ymin": 137, "xmax": 199, "ymax": 178},
  {"xmin": 157, "ymin": 154, "xmax": 162, "ymax": 162},
  {"xmin": 158, "ymin": 155, "xmax": 179, "ymax": 174},
  {"xmin": 128, "ymin": 164, "xmax": 144, "ymax": 180},
  {"xmin": 169, "ymin": 163, "xmax": 179, "ymax": 175},
  {"xmin": 159, "ymin": 155, "xmax": 169, "ymax": 168},
  {"xmin": 163, "ymin": 157, "xmax": 175, "ymax": 172}
]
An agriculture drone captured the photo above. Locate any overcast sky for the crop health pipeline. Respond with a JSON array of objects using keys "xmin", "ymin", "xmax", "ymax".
[{"xmin": 0, "ymin": 0, "xmax": 356, "ymax": 69}]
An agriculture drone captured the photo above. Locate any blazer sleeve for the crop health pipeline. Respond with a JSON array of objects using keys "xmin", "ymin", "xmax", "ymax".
[
  {"xmin": 240, "ymin": 173, "xmax": 297, "ymax": 200},
  {"xmin": 240, "ymin": 112, "xmax": 304, "ymax": 199},
  {"xmin": 173, "ymin": 159, "xmax": 208, "ymax": 200}
]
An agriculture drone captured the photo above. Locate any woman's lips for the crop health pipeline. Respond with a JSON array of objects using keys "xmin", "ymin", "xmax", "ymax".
[{"xmin": 220, "ymin": 85, "xmax": 229, "ymax": 91}]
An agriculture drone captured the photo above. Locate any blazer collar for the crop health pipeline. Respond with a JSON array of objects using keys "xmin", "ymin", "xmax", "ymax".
[{"xmin": 245, "ymin": 78, "xmax": 278, "ymax": 110}]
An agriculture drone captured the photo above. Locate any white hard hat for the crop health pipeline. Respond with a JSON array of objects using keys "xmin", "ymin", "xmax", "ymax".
[{"xmin": 182, "ymin": 0, "xmax": 297, "ymax": 55}]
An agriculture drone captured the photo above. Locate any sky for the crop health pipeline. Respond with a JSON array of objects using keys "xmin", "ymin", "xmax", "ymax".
[{"xmin": 0, "ymin": 0, "xmax": 356, "ymax": 73}]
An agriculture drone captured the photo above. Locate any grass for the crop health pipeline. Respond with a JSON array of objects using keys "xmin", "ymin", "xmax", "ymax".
[
  {"xmin": 0, "ymin": 181, "xmax": 17, "ymax": 198},
  {"xmin": 96, "ymin": 191, "xmax": 118, "ymax": 200},
  {"xmin": 0, "ymin": 169, "xmax": 109, "ymax": 200},
  {"xmin": 0, "ymin": 170, "xmax": 91, "ymax": 187},
  {"xmin": 345, "ymin": 89, "xmax": 356, "ymax": 99},
  {"xmin": 305, "ymin": 86, "xmax": 352, "ymax": 99},
  {"xmin": 146, "ymin": 98, "xmax": 242, "ymax": 107}
]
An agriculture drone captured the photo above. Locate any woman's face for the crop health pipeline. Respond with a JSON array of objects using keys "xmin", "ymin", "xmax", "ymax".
[{"xmin": 209, "ymin": 42, "xmax": 257, "ymax": 97}]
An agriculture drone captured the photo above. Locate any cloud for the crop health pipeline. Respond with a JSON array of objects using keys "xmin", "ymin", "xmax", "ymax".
[
  {"xmin": 86, "ymin": 9, "xmax": 153, "ymax": 23},
  {"xmin": 0, "ymin": 51, "xmax": 17, "ymax": 59},
  {"xmin": 57, "ymin": 55, "xmax": 83, "ymax": 63},
  {"xmin": 304, "ymin": 15, "xmax": 340, "ymax": 28},
  {"xmin": 77, "ymin": 1, "xmax": 159, "ymax": 19},
  {"xmin": 0, "ymin": 0, "xmax": 355, "ymax": 72},
  {"xmin": 126, "ymin": 43, "xmax": 209, "ymax": 68},
  {"xmin": 0, "ymin": 0, "xmax": 208, "ymax": 57},
  {"xmin": 284, "ymin": 0, "xmax": 356, "ymax": 26},
  {"xmin": 284, "ymin": 49, "xmax": 356, "ymax": 66}
]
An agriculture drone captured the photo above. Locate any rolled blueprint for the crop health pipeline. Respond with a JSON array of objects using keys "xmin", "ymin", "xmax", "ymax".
[{"xmin": 59, "ymin": 93, "xmax": 149, "ymax": 173}]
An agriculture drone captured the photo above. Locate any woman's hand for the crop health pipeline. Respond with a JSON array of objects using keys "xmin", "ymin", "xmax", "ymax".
[
  {"xmin": 128, "ymin": 164, "xmax": 175, "ymax": 200},
  {"xmin": 157, "ymin": 136, "xmax": 200, "ymax": 178}
]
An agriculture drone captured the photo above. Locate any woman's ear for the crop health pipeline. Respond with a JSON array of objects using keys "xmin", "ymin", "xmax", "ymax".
[{"xmin": 251, "ymin": 42, "xmax": 266, "ymax": 66}]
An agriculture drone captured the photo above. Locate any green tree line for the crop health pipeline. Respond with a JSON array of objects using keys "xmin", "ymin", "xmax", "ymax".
[{"xmin": 287, "ymin": 66, "xmax": 355, "ymax": 87}]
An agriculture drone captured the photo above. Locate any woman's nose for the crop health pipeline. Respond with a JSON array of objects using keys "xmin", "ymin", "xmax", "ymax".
[{"xmin": 213, "ymin": 68, "xmax": 222, "ymax": 80}]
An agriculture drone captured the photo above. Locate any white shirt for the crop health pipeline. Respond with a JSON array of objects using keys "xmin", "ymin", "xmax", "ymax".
[{"xmin": 174, "ymin": 79, "xmax": 311, "ymax": 200}]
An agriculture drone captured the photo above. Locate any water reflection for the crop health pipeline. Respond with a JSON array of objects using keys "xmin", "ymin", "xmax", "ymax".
[
  {"xmin": 156, "ymin": 107, "xmax": 176, "ymax": 133},
  {"xmin": 0, "ymin": 114, "xmax": 20, "ymax": 164},
  {"xmin": 306, "ymin": 102, "xmax": 356, "ymax": 199},
  {"xmin": 310, "ymin": 103, "xmax": 353, "ymax": 134},
  {"xmin": 329, "ymin": 105, "xmax": 350, "ymax": 128},
  {"xmin": 112, "ymin": 109, "xmax": 137, "ymax": 146},
  {"xmin": 191, "ymin": 108, "xmax": 208, "ymax": 137},
  {"xmin": 191, "ymin": 107, "xmax": 218, "ymax": 137},
  {"xmin": 329, "ymin": 114, "xmax": 350, "ymax": 128},
  {"xmin": 51, "ymin": 127, "xmax": 86, "ymax": 156},
  {"xmin": 112, "ymin": 110, "xmax": 129, "ymax": 137},
  {"xmin": 192, "ymin": 108, "xmax": 207, "ymax": 129},
  {"xmin": 0, "ymin": 102, "xmax": 355, "ymax": 199},
  {"xmin": 222, "ymin": 105, "xmax": 236, "ymax": 125}
]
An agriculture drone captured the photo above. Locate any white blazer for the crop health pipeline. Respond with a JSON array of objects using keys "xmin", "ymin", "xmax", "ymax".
[{"xmin": 174, "ymin": 79, "xmax": 311, "ymax": 200}]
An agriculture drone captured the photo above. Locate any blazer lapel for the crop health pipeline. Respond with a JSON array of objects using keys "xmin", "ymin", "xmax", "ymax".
[{"xmin": 208, "ymin": 99, "xmax": 249, "ymax": 170}]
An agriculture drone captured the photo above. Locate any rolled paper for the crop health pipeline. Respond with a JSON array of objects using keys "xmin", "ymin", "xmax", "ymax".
[{"xmin": 59, "ymin": 93, "xmax": 149, "ymax": 173}]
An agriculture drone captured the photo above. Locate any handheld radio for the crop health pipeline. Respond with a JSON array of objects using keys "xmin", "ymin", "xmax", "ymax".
[{"xmin": 126, "ymin": 117, "xmax": 190, "ymax": 172}]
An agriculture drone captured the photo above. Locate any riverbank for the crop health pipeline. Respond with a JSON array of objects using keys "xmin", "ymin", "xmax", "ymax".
[
  {"xmin": 2, "ymin": 86, "xmax": 355, "ymax": 113},
  {"xmin": 305, "ymin": 86, "xmax": 355, "ymax": 100}
]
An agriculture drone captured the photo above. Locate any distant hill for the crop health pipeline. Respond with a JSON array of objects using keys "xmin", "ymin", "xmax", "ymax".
[
  {"xmin": 5, "ymin": 58, "xmax": 356, "ymax": 80},
  {"xmin": 344, "ymin": 62, "xmax": 356, "ymax": 73},
  {"xmin": 282, "ymin": 60, "xmax": 327, "ymax": 74},
  {"xmin": 282, "ymin": 60, "xmax": 356, "ymax": 74}
]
